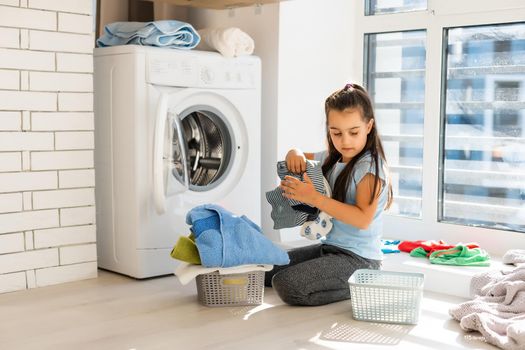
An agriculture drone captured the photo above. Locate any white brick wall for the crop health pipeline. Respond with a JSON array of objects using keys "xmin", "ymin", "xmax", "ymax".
[
  {"xmin": 0, "ymin": 28, "xmax": 19, "ymax": 48},
  {"xmin": 31, "ymin": 112, "xmax": 94, "ymax": 131},
  {"xmin": 0, "ymin": 152, "xmax": 21, "ymax": 172},
  {"xmin": 0, "ymin": 2, "xmax": 96, "ymax": 293},
  {"xmin": 0, "ymin": 69, "xmax": 19, "ymax": 90},
  {"xmin": 56, "ymin": 53, "xmax": 93, "ymax": 73},
  {"xmin": 0, "ymin": 112, "xmax": 21, "ymax": 131}
]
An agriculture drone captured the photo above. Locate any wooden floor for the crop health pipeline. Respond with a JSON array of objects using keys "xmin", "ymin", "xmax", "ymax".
[{"xmin": 0, "ymin": 270, "xmax": 496, "ymax": 350}]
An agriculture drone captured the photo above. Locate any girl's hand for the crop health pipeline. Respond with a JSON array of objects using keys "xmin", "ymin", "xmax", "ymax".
[
  {"xmin": 285, "ymin": 149, "xmax": 306, "ymax": 174},
  {"xmin": 280, "ymin": 173, "xmax": 321, "ymax": 207}
]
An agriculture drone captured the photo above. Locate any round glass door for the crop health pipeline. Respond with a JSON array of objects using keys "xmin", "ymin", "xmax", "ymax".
[{"xmin": 171, "ymin": 107, "xmax": 234, "ymax": 192}]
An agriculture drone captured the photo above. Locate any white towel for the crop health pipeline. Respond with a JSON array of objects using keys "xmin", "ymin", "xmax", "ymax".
[
  {"xmin": 175, "ymin": 262, "xmax": 273, "ymax": 285},
  {"xmin": 503, "ymin": 249, "xmax": 525, "ymax": 266},
  {"xmin": 196, "ymin": 27, "xmax": 254, "ymax": 58}
]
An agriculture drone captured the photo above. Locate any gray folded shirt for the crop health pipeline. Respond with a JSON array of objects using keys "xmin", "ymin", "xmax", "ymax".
[{"xmin": 265, "ymin": 160, "xmax": 328, "ymax": 229}]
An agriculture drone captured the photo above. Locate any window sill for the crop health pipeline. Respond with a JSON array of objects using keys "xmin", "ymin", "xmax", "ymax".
[
  {"xmin": 382, "ymin": 250, "xmax": 509, "ymax": 299},
  {"xmin": 143, "ymin": 0, "xmax": 284, "ymax": 10}
]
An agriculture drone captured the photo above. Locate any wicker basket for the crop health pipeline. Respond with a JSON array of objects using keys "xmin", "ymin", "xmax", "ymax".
[
  {"xmin": 195, "ymin": 270, "xmax": 264, "ymax": 307},
  {"xmin": 348, "ymin": 269, "xmax": 424, "ymax": 325}
]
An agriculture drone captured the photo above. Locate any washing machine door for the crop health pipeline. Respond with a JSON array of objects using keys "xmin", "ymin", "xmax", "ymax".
[
  {"xmin": 153, "ymin": 91, "xmax": 244, "ymax": 214},
  {"xmin": 153, "ymin": 94, "xmax": 189, "ymax": 214}
]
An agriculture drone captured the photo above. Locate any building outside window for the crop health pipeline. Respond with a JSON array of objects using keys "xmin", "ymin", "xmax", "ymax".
[
  {"xmin": 441, "ymin": 23, "xmax": 525, "ymax": 233},
  {"xmin": 365, "ymin": 30, "xmax": 427, "ymax": 219},
  {"xmin": 354, "ymin": 0, "xmax": 525, "ymax": 255}
]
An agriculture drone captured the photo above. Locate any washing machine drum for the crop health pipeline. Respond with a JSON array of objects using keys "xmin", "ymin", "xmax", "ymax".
[{"xmin": 173, "ymin": 110, "xmax": 233, "ymax": 191}]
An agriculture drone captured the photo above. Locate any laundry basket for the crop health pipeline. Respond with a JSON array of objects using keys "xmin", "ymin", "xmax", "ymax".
[
  {"xmin": 348, "ymin": 269, "xmax": 424, "ymax": 325},
  {"xmin": 195, "ymin": 271, "xmax": 264, "ymax": 307}
]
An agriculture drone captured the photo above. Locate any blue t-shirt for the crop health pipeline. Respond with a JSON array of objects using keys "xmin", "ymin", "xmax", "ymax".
[{"xmin": 314, "ymin": 150, "xmax": 389, "ymax": 260}]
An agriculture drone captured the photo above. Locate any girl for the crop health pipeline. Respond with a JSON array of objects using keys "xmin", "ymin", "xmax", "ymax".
[{"xmin": 266, "ymin": 83, "xmax": 393, "ymax": 306}]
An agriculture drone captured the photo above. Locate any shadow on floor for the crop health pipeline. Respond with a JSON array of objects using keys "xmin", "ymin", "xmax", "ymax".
[{"xmin": 319, "ymin": 321, "xmax": 414, "ymax": 345}]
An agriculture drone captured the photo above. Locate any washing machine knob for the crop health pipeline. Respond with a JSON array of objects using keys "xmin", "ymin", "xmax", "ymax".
[{"xmin": 201, "ymin": 67, "xmax": 215, "ymax": 84}]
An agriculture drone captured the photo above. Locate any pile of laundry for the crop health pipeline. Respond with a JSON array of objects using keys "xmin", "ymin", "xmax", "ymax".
[
  {"xmin": 171, "ymin": 204, "xmax": 289, "ymax": 285},
  {"xmin": 449, "ymin": 249, "xmax": 525, "ymax": 350},
  {"xmin": 398, "ymin": 239, "xmax": 491, "ymax": 266}
]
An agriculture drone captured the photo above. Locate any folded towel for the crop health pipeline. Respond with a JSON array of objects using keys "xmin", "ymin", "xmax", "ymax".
[
  {"xmin": 196, "ymin": 27, "xmax": 254, "ymax": 58},
  {"xmin": 170, "ymin": 234, "xmax": 201, "ymax": 265},
  {"xmin": 503, "ymin": 249, "xmax": 525, "ymax": 266},
  {"xmin": 175, "ymin": 262, "xmax": 273, "ymax": 285},
  {"xmin": 429, "ymin": 245, "xmax": 491, "ymax": 266},
  {"xmin": 186, "ymin": 204, "xmax": 290, "ymax": 268},
  {"xmin": 97, "ymin": 20, "xmax": 200, "ymax": 49}
]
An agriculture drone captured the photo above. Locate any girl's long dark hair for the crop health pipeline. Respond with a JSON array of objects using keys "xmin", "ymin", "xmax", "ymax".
[{"xmin": 322, "ymin": 83, "xmax": 393, "ymax": 209}]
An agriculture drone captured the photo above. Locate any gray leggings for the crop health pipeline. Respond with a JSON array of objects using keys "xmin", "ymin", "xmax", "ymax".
[{"xmin": 265, "ymin": 243, "xmax": 381, "ymax": 306}]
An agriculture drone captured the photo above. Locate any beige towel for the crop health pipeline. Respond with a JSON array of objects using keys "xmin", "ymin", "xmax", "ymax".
[
  {"xmin": 449, "ymin": 265, "xmax": 525, "ymax": 350},
  {"xmin": 174, "ymin": 262, "xmax": 273, "ymax": 285},
  {"xmin": 196, "ymin": 27, "xmax": 254, "ymax": 58}
]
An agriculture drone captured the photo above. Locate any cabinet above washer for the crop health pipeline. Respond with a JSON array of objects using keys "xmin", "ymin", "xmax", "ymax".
[{"xmin": 149, "ymin": 0, "xmax": 285, "ymax": 10}]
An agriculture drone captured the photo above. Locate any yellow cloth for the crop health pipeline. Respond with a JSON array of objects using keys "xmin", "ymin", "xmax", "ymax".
[{"xmin": 170, "ymin": 234, "xmax": 201, "ymax": 265}]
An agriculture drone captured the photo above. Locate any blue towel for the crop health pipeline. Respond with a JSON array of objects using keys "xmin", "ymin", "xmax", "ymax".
[
  {"xmin": 97, "ymin": 20, "xmax": 200, "ymax": 49},
  {"xmin": 186, "ymin": 204, "xmax": 290, "ymax": 268}
]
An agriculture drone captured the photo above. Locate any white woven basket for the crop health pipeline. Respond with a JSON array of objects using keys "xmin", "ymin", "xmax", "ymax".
[{"xmin": 348, "ymin": 269, "xmax": 425, "ymax": 325}]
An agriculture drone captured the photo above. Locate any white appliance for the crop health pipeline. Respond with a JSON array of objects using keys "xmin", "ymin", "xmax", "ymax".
[{"xmin": 94, "ymin": 45, "xmax": 261, "ymax": 278}]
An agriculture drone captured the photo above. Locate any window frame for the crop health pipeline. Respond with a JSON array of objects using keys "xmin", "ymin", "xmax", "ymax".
[{"xmin": 354, "ymin": 0, "xmax": 525, "ymax": 256}]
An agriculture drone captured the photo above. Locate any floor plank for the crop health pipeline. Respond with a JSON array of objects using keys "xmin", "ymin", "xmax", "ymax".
[{"xmin": 0, "ymin": 270, "xmax": 496, "ymax": 350}]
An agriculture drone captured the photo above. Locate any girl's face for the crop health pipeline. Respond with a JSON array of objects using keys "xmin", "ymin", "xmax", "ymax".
[{"xmin": 328, "ymin": 107, "xmax": 373, "ymax": 163}]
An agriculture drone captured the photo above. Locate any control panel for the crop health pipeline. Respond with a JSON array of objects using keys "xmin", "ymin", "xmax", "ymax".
[{"xmin": 146, "ymin": 51, "xmax": 257, "ymax": 89}]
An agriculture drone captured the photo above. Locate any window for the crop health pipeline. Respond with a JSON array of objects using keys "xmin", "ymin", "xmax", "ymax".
[
  {"xmin": 366, "ymin": 0, "xmax": 427, "ymax": 16},
  {"xmin": 441, "ymin": 23, "xmax": 525, "ymax": 233},
  {"xmin": 356, "ymin": 1, "xmax": 525, "ymax": 255},
  {"xmin": 365, "ymin": 30, "xmax": 427, "ymax": 218}
]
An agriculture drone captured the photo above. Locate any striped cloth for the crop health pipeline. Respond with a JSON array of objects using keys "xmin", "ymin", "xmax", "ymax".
[{"xmin": 266, "ymin": 160, "xmax": 328, "ymax": 229}]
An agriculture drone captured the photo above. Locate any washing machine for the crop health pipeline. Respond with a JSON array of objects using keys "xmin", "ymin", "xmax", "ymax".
[{"xmin": 94, "ymin": 45, "xmax": 261, "ymax": 278}]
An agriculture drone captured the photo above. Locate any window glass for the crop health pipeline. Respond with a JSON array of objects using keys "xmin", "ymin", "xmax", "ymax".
[
  {"xmin": 366, "ymin": 0, "xmax": 427, "ymax": 16},
  {"xmin": 441, "ymin": 22, "xmax": 525, "ymax": 233},
  {"xmin": 365, "ymin": 30, "xmax": 427, "ymax": 218}
]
